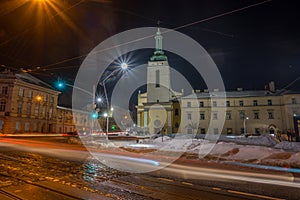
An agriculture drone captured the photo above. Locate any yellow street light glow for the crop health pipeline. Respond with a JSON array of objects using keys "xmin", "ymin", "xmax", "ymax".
[{"xmin": 36, "ymin": 95, "xmax": 42, "ymax": 101}]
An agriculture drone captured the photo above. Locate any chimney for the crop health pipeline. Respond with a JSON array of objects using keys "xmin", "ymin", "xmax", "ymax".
[{"xmin": 269, "ymin": 81, "xmax": 275, "ymax": 92}]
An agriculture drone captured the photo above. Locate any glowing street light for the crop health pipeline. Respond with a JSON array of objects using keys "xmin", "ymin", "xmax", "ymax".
[
  {"xmin": 99, "ymin": 63, "xmax": 128, "ymax": 135},
  {"xmin": 120, "ymin": 62, "xmax": 128, "ymax": 70},
  {"xmin": 96, "ymin": 97, "xmax": 102, "ymax": 103},
  {"xmin": 36, "ymin": 95, "xmax": 42, "ymax": 101},
  {"xmin": 243, "ymin": 116, "xmax": 249, "ymax": 134}
]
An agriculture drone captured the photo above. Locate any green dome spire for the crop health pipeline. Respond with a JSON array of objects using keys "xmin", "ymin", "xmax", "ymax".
[{"xmin": 150, "ymin": 27, "xmax": 168, "ymax": 61}]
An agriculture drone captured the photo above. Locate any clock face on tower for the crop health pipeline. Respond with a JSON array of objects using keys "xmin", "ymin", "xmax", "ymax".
[{"xmin": 154, "ymin": 119, "xmax": 161, "ymax": 127}]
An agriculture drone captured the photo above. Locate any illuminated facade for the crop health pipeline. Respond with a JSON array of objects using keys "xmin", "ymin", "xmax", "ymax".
[
  {"xmin": 181, "ymin": 89, "xmax": 300, "ymax": 135},
  {"xmin": 56, "ymin": 106, "xmax": 91, "ymax": 134},
  {"xmin": 0, "ymin": 69, "xmax": 60, "ymax": 134}
]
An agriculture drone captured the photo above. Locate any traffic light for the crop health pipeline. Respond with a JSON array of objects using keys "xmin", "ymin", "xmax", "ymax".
[
  {"xmin": 55, "ymin": 81, "xmax": 66, "ymax": 90},
  {"xmin": 111, "ymin": 125, "xmax": 116, "ymax": 131},
  {"xmin": 90, "ymin": 112, "xmax": 98, "ymax": 119}
]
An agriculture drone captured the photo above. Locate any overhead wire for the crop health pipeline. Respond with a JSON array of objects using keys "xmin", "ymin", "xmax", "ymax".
[
  {"xmin": 38, "ymin": 0, "xmax": 272, "ymax": 71},
  {"xmin": 1, "ymin": 0, "xmax": 272, "ymax": 74}
]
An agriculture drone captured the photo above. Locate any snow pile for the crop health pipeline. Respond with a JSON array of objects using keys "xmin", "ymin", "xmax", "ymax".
[
  {"xmin": 186, "ymin": 141, "xmax": 277, "ymax": 162},
  {"xmin": 274, "ymin": 142, "xmax": 300, "ymax": 151},
  {"xmin": 152, "ymin": 137, "xmax": 195, "ymax": 152},
  {"xmin": 219, "ymin": 135, "xmax": 278, "ymax": 147}
]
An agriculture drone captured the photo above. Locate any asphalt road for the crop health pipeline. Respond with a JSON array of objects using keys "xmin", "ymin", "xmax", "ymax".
[{"xmin": 0, "ymin": 136, "xmax": 299, "ymax": 200}]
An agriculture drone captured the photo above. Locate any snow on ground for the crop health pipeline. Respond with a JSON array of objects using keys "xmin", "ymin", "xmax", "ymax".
[
  {"xmin": 138, "ymin": 134, "xmax": 300, "ymax": 168},
  {"xmin": 79, "ymin": 134, "xmax": 300, "ymax": 168},
  {"xmin": 274, "ymin": 141, "xmax": 300, "ymax": 151}
]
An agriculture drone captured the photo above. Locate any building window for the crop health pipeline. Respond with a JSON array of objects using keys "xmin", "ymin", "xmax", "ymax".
[
  {"xmin": 268, "ymin": 111, "xmax": 274, "ymax": 119},
  {"xmin": 226, "ymin": 112, "xmax": 231, "ymax": 120},
  {"xmin": 227, "ymin": 128, "xmax": 233, "ymax": 135},
  {"xmin": 254, "ymin": 111, "xmax": 259, "ymax": 119},
  {"xmin": 212, "ymin": 101, "xmax": 217, "ymax": 107},
  {"xmin": 44, "ymin": 94, "xmax": 48, "ymax": 102},
  {"xmin": 255, "ymin": 128, "xmax": 260, "ymax": 134},
  {"xmin": 200, "ymin": 128, "xmax": 206, "ymax": 134},
  {"xmin": 213, "ymin": 112, "xmax": 218, "ymax": 120},
  {"xmin": 50, "ymin": 96, "xmax": 54, "ymax": 103},
  {"xmin": 187, "ymin": 102, "xmax": 191, "ymax": 108},
  {"xmin": 27, "ymin": 90, "xmax": 33, "ymax": 98},
  {"xmin": 33, "ymin": 123, "xmax": 37, "ymax": 132},
  {"xmin": 213, "ymin": 128, "xmax": 218, "ymax": 135},
  {"xmin": 26, "ymin": 103, "xmax": 31, "ymax": 115},
  {"xmin": 239, "ymin": 111, "xmax": 245, "ymax": 120},
  {"xmin": 253, "ymin": 100, "xmax": 258, "ymax": 106},
  {"xmin": 42, "ymin": 106, "xmax": 46, "ymax": 118},
  {"xmin": 200, "ymin": 113, "xmax": 205, "ymax": 120},
  {"xmin": 175, "ymin": 109, "xmax": 179, "ymax": 116},
  {"xmin": 0, "ymin": 120, "xmax": 4, "ymax": 130},
  {"xmin": 267, "ymin": 99, "xmax": 272, "ymax": 106},
  {"xmin": 155, "ymin": 70, "xmax": 160, "ymax": 88},
  {"xmin": 1, "ymin": 86, "xmax": 8, "ymax": 95},
  {"xmin": 17, "ymin": 101, "xmax": 23, "ymax": 114},
  {"xmin": 0, "ymin": 99, "xmax": 6, "ymax": 112},
  {"xmin": 24, "ymin": 122, "xmax": 30, "ymax": 131},
  {"xmin": 187, "ymin": 113, "xmax": 192, "ymax": 120},
  {"xmin": 187, "ymin": 128, "xmax": 193, "ymax": 134},
  {"xmin": 226, "ymin": 101, "xmax": 230, "ymax": 107},
  {"xmin": 15, "ymin": 121, "xmax": 20, "ymax": 131},
  {"xmin": 34, "ymin": 104, "xmax": 39, "ymax": 117},
  {"xmin": 199, "ymin": 101, "xmax": 204, "ymax": 107},
  {"xmin": 292, "ymin": 98, "xmax": 297, "ymax": 104},
  {"xmin": 175, "ymin": 122, "xmax": 179, "ymax": 128},
  {"xmin": 239, "ymin": 100, "xmax": 244, "ymax": 106},
  {"xmin": 19, "ymin": 88, "xmax": 24, "ymax": 97},
  {"xmin": 241, "ymin": 128, "xmax": 245, "ymax": 134}
]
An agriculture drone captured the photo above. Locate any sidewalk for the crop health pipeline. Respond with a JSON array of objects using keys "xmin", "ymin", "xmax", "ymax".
[{"xmin": 0, "ymin": 133, "xmax": 65, "ymax": 137}]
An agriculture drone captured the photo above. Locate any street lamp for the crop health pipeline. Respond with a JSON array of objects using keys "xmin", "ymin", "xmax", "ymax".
[
  {"xmin": 243, "ymin": 116, "xmax": 249, "ymax": 134},
  {"xmin": 96, "ymin": 97, "xmax": 102, "ymax": 103},
  {"xmin": 55, "ymin": 81, "xmax": 99, "ymax": 134},
  {"xmin": 99, "ymin": 63, "xmax": 128, "ymax": 136}
]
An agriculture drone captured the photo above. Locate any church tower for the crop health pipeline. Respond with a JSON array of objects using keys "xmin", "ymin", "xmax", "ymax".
[
  {"xmin": 137, "ymin": 27, "xmax": 183, "ymax": 134},
  {"xmin": 147, "ymin": 28, "xmax": 171, "ymax": 103}
]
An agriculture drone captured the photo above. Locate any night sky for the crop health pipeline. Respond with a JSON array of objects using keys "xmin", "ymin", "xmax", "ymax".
[{"xmin": 0, "ymin": 0, "xmax": 300, "ymax": 106}]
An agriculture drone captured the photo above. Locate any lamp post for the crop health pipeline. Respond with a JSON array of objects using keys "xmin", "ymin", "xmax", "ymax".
[
  {"xmin": 243, "ymin": 116, "xmax": 249, "ymax": 134},
  {"xmin": 99, "ymin": 63, "xmax": 128, "ymax": 136},
  {"xmin": 293, "ymin": 114, "xmax": 300, "ymax": 142},
  {"xmin": 56, "ymin": 82, "xmax": 98, "ymax": 134}
]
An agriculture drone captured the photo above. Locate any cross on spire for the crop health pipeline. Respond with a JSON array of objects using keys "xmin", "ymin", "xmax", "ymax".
[{"xmin": 155, "ymin": 20, "xmax": 163, "ymax": 51}]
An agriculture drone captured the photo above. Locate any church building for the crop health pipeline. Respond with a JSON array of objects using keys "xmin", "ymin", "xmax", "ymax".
[{"xmin": 136, "ymin": 28, "xmax": 182, "ymax": 134}]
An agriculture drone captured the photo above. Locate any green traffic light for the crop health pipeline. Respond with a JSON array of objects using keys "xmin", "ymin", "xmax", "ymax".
[
  {"xmin": 91, "ymin": 112, "xmax": 98, "ymax": 119},
  {"xmin": 56, "ymin": 81, "xmax": 65, "ymax": 90},
  {"xmin": 111, "ymin": 125, "xmax": 116, "ymax": 131}
]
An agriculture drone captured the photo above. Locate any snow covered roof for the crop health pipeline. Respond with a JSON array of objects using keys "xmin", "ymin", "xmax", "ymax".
[
  {"xmin": 0, "ymin": 69, "xmax": 55, "ymax": 90},
  {"xmin": 15, "ymin": 73, "xmax": 54, "ymax": 90},
  {"xmin": 182, "ymin": 90, "xmax": 300, "ymax": 99}
]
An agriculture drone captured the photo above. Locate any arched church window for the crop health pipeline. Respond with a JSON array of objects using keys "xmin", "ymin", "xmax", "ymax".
[
  {"xmin": 175, "ymin": 109, "xmax": 179, "ymax": 116},
  {"xmin": 155, "ymin": 70, "xmax": 160, "ymax": 88}
]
